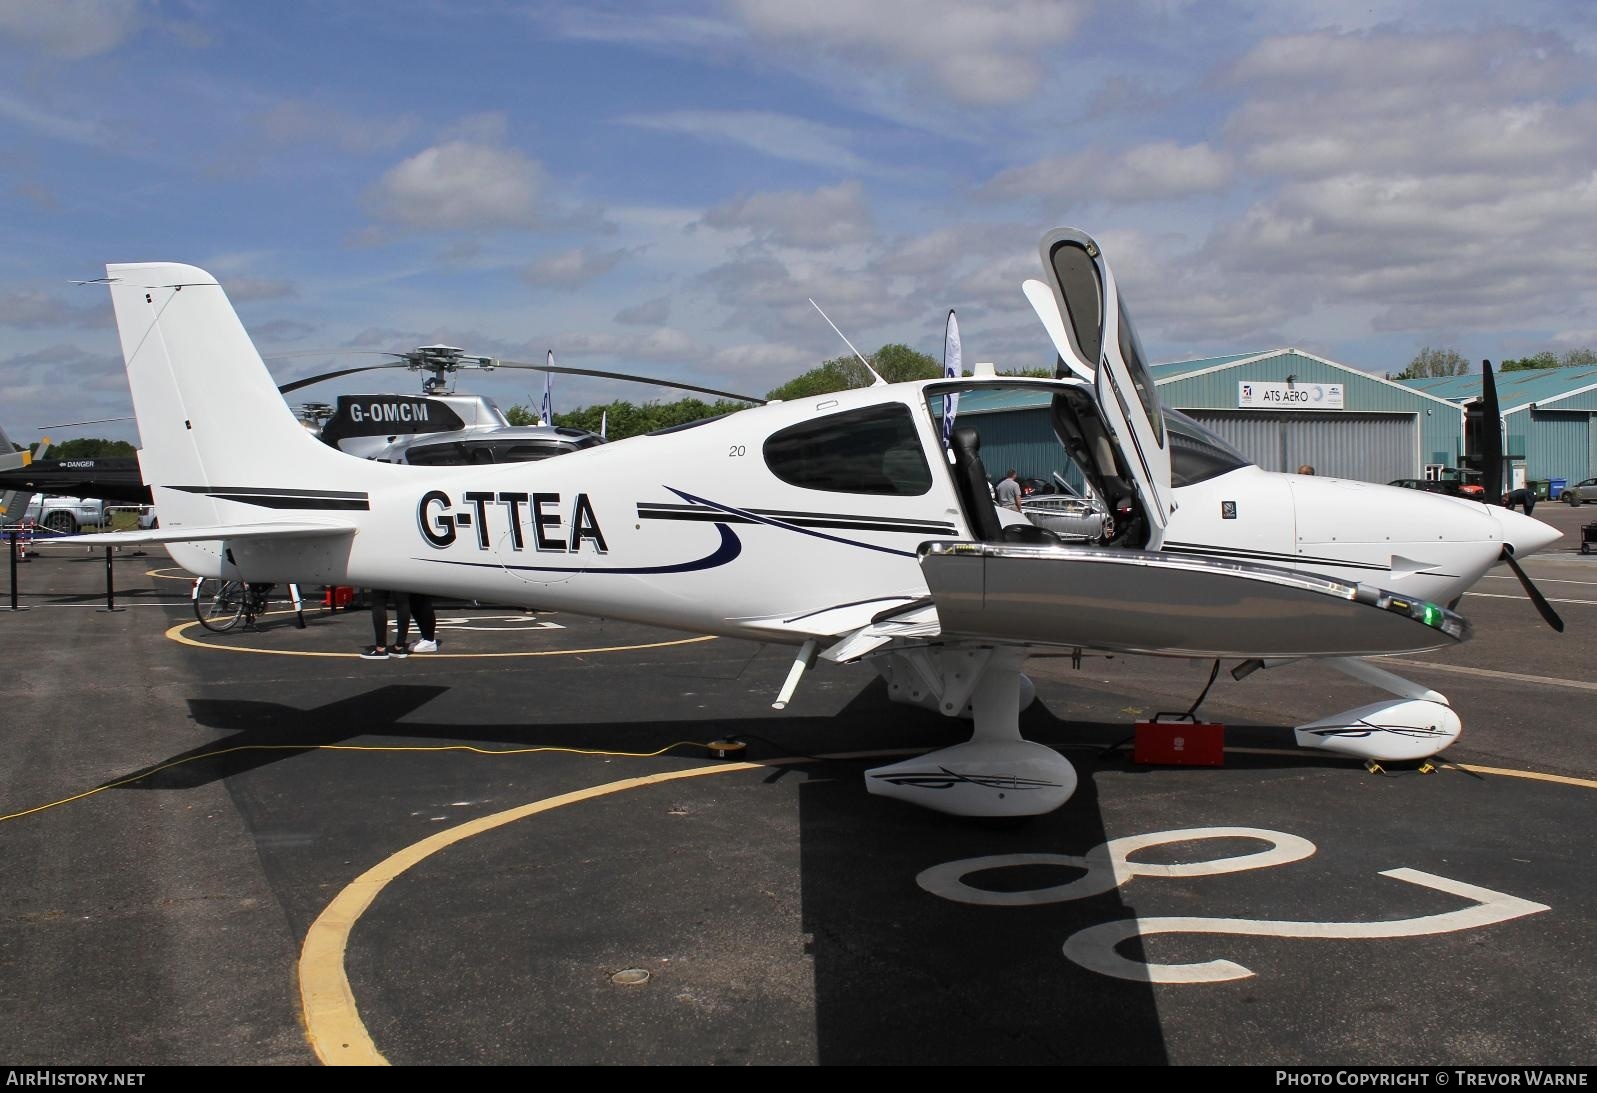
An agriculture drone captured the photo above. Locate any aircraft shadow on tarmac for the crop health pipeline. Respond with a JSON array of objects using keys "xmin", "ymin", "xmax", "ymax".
[
  {"xmin": 107, "ymin": 680, "xmax": 1353, "ymax": 792},
  {"xmin": 90, "ymin": 679, "xmax": 1401, "ymax": 1064}
]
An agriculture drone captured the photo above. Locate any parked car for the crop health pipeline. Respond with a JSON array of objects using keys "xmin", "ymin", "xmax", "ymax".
[
  {"xmin": 22, "ymin": 493, "xmax": 107, "ymax": 534},
  {"xmin": 1387, "ymin": 479, "xmax": 1484, "ymax": 501},
  {"xmin": 1560, "ymin": 478, "xmax": 1597, "ymax": 505},
  {"xmin": 1011, "ymin": 478, "xmax": 1111, "ymax": 541}
]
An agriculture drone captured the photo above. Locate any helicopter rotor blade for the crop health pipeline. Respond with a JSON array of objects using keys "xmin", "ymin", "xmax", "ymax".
[
  {"xmin": 489, "ymin": 359, "xmax": 765, "ymax": 405},
  {"xmin": 276, "ymin": 363, "xmax": 414, "ymax": 395}
]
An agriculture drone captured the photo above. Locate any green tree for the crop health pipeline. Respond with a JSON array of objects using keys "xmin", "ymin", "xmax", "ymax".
[
  {"xmin": 1396, "ymin": 346, "xmax": 1469, "ymax": 379},
  {"xmin": 1501, "ymin": 347, "xmax": 1597, "ymax": 371},
  {"xmin": 506, "ymin": 398, "xmax": 745, "ymax": 441},
  {"xmin": 33, "ymin": 437, "xmax": 137, "ymax": 459},
  {"xmin": 1501, "ymin": 351, "xmax": 1558, "ymax": 372},
  {"xmin": 767, "ymin": 343, "xmax": 941, "ymax": 401}
]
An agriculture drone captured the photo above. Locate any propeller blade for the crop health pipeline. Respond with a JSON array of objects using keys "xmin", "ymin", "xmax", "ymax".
[
  {"xmin": 1500, "ymin": 545, "xmax": 1565, "ymax": 632},
  {"xmin": 1481, "ymin": 359, "xmax": 1503, "ymax": 506},
  {"xmin": 491, "ymin": 359, "xmax": 765, "ymax": 404},
  {"xmin": 277, "ymin": 363, "xmax": 412, "ymax": 394}
]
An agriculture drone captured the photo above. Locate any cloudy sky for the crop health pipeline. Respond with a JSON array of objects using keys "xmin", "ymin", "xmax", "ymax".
[{"xmin": 1, "ymin": 1, "xmax": 1594, "ymax": 444}]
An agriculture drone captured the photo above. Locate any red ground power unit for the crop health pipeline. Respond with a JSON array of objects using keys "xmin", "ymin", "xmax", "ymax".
[
  {"xmin": 1133, "ymin": 720, "xmax": 1226, "ymax": 766},
  {"xmin": 322, "ymin": 585, "xmax": 357, "ymax": 609}
]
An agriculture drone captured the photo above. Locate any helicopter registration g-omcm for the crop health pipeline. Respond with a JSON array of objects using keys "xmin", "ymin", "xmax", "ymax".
[{"xmin": 72, "ymin": 227, "xmax": 1561, "ymax": 819}]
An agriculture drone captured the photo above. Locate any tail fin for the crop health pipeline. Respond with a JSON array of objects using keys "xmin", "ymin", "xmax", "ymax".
[
  {"xmin": 0, "ymin": 419, "xmax": 28, "ymax": 521},
  {"xmin": 106, "ymin": 263, "xmax": 375, "ymax": 530}
]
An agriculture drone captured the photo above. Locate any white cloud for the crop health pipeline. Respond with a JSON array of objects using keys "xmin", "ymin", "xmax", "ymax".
[
  {"xmin": 521, "ymin": 247, "xmax": 633, "ymax": 289},
  {"xmin": 615, "ymin": 297, "xmax": 672, "ymax": 326},
  {"xmin": 707, "ymin": 342, "xmax": 815, "ymax": 375},
  {"xmin": 0, "ymin": 289, "xmax": 107, "ymax": 329},
  {"xmin": 1201, "ymin": 25, "xmax": 1597, "ymax": 332},
  {"xmin": 617, "ymin": 109, "xmax": 872, "ymax": 172},
  {"xmin": 556, "ymin": 326, "xmax": 703, "ymax": 362},
  {"xmin": 367, "ymin": 139, "xmax": 546, "ymax": 230},
  {"xmin": 985, "ymin": 141, "xmax": 1233, "ymax": 203},
  {"xmin": 225, "ymin": 277, "xmax": 298, "ymax": 303},
  {"xmin": 0, "ymin": 0, "xmax": 142, "ymax": 59},
  {"xmin": 258, "ymin": 100, "xmax": 415, "ymax": 155},
  {"xmin": 700, "ymin": 180, "xmax": 872, "ymax": 249},
  {"xmin": 0, "ymin": 90, "xmax": 107, "ymax": 146},
  {"xmin": 730, "ymin": 0, "xmax": 1087, "ymax": 106}
]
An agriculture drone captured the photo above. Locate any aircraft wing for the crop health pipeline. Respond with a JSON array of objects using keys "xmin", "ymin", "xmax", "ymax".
[
  {"xmin": 58, "ymin": 521, "xmax": 356, "ymax": 546},
  {"xmin": 917, "ymin": 541, "xmax": 1467, "ymax": 659}
]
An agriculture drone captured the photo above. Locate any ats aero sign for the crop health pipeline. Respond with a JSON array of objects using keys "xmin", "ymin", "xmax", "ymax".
[{"xmin": 1238, "ymin": 381, "xmax": 1344, "ymax": 410}]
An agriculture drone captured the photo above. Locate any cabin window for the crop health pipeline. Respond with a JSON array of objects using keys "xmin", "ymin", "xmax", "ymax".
[
  {"xmin": 764, "ymin": 403, "xmax": 932, "ymax": 495},
  {"xmin": 1165, "ymin": 409, "xmax": 1251, "ymax": 486}
]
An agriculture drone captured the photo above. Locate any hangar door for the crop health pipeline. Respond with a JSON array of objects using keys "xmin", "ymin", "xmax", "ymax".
[{"xmin": 1182, "ymin": 411, "xmax": 1416, "ymax": 482}]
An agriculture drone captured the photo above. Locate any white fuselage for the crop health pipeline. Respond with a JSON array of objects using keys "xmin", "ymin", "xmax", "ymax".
[{"xmin": 205, "ymin": 379, "xmax": 1556, "ymax": 645}]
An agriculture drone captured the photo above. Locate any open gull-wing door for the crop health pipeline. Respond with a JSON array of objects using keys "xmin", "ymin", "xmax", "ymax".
[{"xmin": 1039, "ymin": 228, "xmax": 1174, "ymax": 546}]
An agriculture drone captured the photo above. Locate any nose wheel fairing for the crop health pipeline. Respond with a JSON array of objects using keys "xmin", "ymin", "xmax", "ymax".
[{"xmin": 865, "ymin": 648, "xmax": 1078, "ymax": 818}]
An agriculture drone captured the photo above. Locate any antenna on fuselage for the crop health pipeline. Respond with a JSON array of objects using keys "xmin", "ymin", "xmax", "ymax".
[{"xmin": 807, "ymin": 298, "xmax": 886, "ymax": 387}]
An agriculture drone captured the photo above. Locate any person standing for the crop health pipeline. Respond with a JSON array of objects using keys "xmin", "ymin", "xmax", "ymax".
[
  {"xmin": 994, "ymin": 468, "xmax": 1023, "ymax": 513},
  {"xmin": 363, "ymin": 589, "xmax": 411, "ymax": 660},
  {"xmin": 409, "ymin": 593, "xmax": 441, "ymax": 653}
]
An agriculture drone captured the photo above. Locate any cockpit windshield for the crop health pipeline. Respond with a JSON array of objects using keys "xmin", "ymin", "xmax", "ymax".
[
  {"xmin": 1116, "ymin": 299, "xmax": 1164, "ymax": 446},
  {"xmin": 1164, "ymin": 408, "xmax": 1252, "ymax": 486}
]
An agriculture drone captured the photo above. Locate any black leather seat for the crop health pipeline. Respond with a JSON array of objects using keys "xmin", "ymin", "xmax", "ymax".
[
  {"xmin": 949, "ymin": 428, "xmax": 1060, "ymax": 545},
  {"xmin": 950, "ymin": 427, "xmax": 1003, "ymax": 542}
]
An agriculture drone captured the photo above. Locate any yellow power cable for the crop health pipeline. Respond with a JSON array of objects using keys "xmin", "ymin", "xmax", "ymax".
[{"xmin": 0, "ymin": 740, "xmax": 725, "ymax": 824}]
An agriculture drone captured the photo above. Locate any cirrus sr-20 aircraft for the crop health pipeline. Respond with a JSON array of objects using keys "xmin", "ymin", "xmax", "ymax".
[{"xmin": 68, "ymin": 227, "xmax": 1562, "ymax": 819}]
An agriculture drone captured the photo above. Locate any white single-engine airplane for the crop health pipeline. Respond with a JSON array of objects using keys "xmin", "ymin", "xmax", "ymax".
[{"xmin": 73, "ymin": 227, "xmax": 1561, "ymax": 819}]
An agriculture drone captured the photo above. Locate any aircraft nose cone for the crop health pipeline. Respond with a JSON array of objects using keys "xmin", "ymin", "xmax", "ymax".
[{"xmin": 1493, "ymin": 505, "xmax": 1562, "ymax": 558}]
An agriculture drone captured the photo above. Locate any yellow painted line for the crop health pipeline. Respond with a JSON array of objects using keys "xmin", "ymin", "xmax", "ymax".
[
  {"xmin": 1383, "ymin": 658, "xmax": 1597, "ymax": 693},
  {"xmin": 146, "ymin": 567, "xmax": 192, "ymax": 579},
  {"xmin": 297, "ymin": 743, "xmax": 1590, "ymax": 1064},
  {"xmin": 165, "ymin": 616, "xmax": 717, "ymax": 659},
  {"xmin": 1446, "ymin": 763, "xmax": 1597, "ymax": 790},
  {"xmin": 299, "ymin": 761, "xmax": 759, "ymax": 1065},
  {"xmin": 298, "ymin": 748, "xmax": 921, "ymax": 1066}
]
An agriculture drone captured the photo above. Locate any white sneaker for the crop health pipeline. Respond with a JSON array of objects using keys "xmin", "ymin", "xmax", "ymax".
[{"xmin": 412, "ymin": 637, "xmax": 439, "ymax": 653}]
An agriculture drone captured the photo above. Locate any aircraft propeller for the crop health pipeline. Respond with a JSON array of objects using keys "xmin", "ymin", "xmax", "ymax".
[
  {"xmin": 1480, "ymin": 359, "xmax": 1504, "ymax": 506},
  {"xmin": 1479, "ymin": 359, "xmax": 1564, "ymax": 631},
  {"xmin": 1499, "ymin": 544, "xmax": 1565, "ymax": 632}
]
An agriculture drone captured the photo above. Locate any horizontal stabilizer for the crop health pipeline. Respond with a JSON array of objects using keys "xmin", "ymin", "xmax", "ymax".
[
  {"xmin": 742, "ymin": 595, "xmax": 933, "ymax": 642},
  {"xmin": 823, "ymin": 601, "xmax": 942, "ymax": 663},
  {"xmin": 57, "ymin": 521, "xmax": 356, "ymax": 546}
]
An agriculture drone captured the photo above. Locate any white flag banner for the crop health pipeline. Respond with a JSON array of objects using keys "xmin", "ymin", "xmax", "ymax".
[
  {"xmin": 541, "ymin": 351, "xmax": 554, "ymax": 425},
  {"xmin": 599, "ymin": 409, "xmax": 607, "ymax": 440},
  {"xmin": 942, "ymin": 309, "xmax": 961, "ymax": 446}
]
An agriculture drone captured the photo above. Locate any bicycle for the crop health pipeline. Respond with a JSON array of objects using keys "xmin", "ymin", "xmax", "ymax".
[{"xmin": 192, "ymin": 578, "xmax": 305, "ymax": 632}]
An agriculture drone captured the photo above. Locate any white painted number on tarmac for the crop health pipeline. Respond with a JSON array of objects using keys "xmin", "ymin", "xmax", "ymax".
[
  {"xmin": 916, "ymin": 827, "xmax": 1550, "ymax": 984},
  {"xmin": 433, "ymin": 615, "xmax": 566, "ymax": 632}
]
